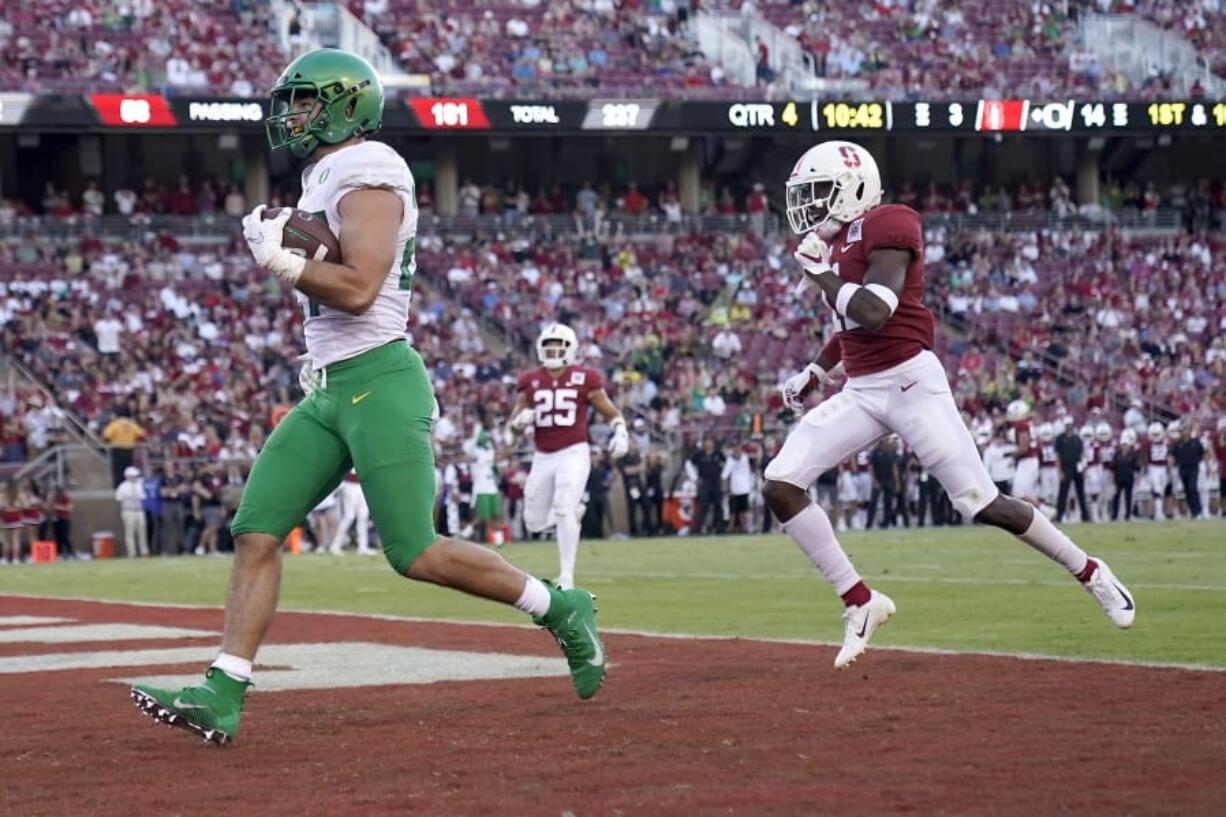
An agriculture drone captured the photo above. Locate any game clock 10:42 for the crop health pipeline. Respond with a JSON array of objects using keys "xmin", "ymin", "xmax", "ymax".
[{"xmin": 815, "ymin": 102, "xmax": 889, "ymax": 130}]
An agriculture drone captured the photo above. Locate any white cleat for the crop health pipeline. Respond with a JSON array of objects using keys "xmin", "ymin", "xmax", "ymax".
[
  {"xmin": 1082, "ymin": 558, "xmax": 1135, "ymax": 629},
  {"xmin": 834, "ymin": 590, "xmax": 896, "ymax": 670}
]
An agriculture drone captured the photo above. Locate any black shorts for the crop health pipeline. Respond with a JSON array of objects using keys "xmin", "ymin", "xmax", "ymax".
[{"xmin": 729, "ymin": 494, "xmax": 749, "ymax": 514}]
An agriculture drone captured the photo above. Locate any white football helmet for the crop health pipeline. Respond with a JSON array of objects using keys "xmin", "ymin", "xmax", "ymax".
[
  {"xmin": 536, "ymin": 322, "xmax": 578, "ymax": 370},
  {"xmin": 1078, "ymin": 423, "xmax": 1094, "ymax": 442},
  {"xmin": 1095, "ymin": 422, "xmax": 1113, "ymax": 442},
  {"xmin": 1005, "ymin": 400, "xmax": 1031, "ymax": 423},
  {"xmin": 1147, "ymin": 421, "xmax": 1165, "ymax": 441},
  {"xmin": 1167, "ymin": 420, "xmax": 1182, "ymax": 439},
  {"xmin": 1120, "ymin": 429, "xmax": 1137, "ymax": 446},
  {"xmin": 1037, "ymin": 422, "xmax": 1055, "ymax": 442},
  {"xmin": 785, "ymin": 140, "xmax": 883, "ymax": 238}
]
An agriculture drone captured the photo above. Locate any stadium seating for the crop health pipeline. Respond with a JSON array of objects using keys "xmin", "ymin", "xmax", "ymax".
[
  {"xmin": 0, "ymin": 0, "xmax": 286, "ymax": 96},
  {"xmin": 2, "ymin": 0, "xmax": 1221, "ymax": 98}
]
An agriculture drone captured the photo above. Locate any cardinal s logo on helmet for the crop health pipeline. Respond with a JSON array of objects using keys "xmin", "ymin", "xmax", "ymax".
[{"xmin": 786, "ymin": 140, "xmax": 883, "ymax": 239}]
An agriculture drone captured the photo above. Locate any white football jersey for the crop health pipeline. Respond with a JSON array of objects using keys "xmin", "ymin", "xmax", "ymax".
[
  {"xmin": 296, "ymin": 140, "xmax": 417, "ymax": 368},
  {"xmin": 470, "ymin": 445, "xmax": 498, "ymax": 495}
]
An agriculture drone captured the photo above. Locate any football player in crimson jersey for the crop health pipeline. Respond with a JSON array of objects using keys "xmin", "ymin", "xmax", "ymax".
[
  {"xmin": 761, "ymin": 140, "xmax": 1135, "ymax": 669},
  {"xmin": 507, "ymin": 323, "xmax": 629, "ymax": 590}
]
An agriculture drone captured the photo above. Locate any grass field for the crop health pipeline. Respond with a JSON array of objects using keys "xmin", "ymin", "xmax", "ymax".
[{"xmin": 2, "ymin": 519, "xmax": 1224, "ymax": 668}]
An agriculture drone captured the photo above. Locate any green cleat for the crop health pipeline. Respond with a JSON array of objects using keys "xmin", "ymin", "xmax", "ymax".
[
  {"xmin": 130, "ymin": 668, "xmax": 251, "ymax": 745},
  {"xmin": 534, "ymin": 581, "xmax": 607, "ymax": 700}
]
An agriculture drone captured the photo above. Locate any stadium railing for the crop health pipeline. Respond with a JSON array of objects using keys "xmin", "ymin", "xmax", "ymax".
[{"xmin": 0, "ymin": 208, "xmax": 1191, "ymax": 241}]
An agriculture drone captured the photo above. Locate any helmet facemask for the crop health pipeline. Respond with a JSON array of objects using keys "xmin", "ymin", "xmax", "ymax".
[
  {"xmin": 540, "ymin": 339, "xmax": 571, "ymax": 370},
  {"xmin": 266, "ymin": 77, "xmax": 372, "ymax": 160},
  {"xmin": 786, "ymin": 178, "xmax": 837, "ymax": 236}
]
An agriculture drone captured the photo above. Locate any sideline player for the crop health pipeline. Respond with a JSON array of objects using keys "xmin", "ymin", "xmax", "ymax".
[
  {"xmin": 1007, "ymin": 400, "xmax": 1040, "ymax": 507},
  {"xmin": 129, "ymin": 50, "xmax": 605, "ymax": 745},
  {"xmin": 761, "ymin": 140, "xmax": 1135, "ymax": 669},
  {"xmin": 507, "ymin": 323, "xmax": 629, "ymax": 589},
  {"xmin": 1142, "ymin": 421, "xmax": 1170, "ymax": 520},
  {"xmin": 328, "ymin": 470, "xmax": 373, "ymax": 555}
]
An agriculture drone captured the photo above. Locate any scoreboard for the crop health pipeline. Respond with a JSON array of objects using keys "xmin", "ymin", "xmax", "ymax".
[
  {"xmin": 0, "ymin": 93, "xmax": 1221, "ymax": 135},
  {"xmin": 400, "ymin": 97, "xmax": 1226, "ymax": 134}
]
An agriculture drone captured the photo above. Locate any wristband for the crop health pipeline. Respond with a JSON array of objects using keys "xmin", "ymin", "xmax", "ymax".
[{"xmin": 276, "ymin": 254, "xmax": 306, "ymax": 285}]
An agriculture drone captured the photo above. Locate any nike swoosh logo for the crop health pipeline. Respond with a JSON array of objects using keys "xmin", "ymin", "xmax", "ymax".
[
  {"xmin": 855, "ymin": 612, "xmax": 870, "ymax": 639},
  {"xmin": 583, "ymin": 622, "xmax": 604, "ymax": 667},
  {"xmin": 842, "ymin": 244, "xmax": 854, "ymax": 253},
  {"xmin": 1112, "ymin": 582, "xmax": 1135, "ymax": 611},
  {"xmin": 900, "ymin": 382, "xmax": 918, "ymax": 392},
  {"xmin": 351, "ymin": 391, "xmax": 372, "ymax": 405},
  {"xmin": 173, "ymin": 697, "xmax": 209, "ymax": 710}
]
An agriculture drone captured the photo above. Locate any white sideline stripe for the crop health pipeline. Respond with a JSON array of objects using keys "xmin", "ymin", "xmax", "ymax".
[
  {"xmin": 0, "ymin": 643, "xmax": 567, "ymax": 690},
  {"xmin": 0, "ymin": 624, "xmax": 217, "ymax": 644},
  {"xmin": 0, "ymin": 616, "xmax": 73, "ymax": 627},
  {"xmin": 2, "ymin": 592, "xmax": 1222, "ymax": 674}
]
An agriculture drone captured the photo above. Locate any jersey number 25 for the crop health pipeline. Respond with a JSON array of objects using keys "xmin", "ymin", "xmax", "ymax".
[{"xmin": 534, "ymin": 388, "xmax": 578, "ymax": 427}]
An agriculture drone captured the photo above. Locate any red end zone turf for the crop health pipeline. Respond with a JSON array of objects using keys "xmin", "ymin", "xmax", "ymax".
[{"xmin": 1, "ymin": 596, "xmax": 1223, "ymax": 817}]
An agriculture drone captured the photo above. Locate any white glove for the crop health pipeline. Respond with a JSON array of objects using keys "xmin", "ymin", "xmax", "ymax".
[
  {"xmin": 508, "ymin": 407, "xmax": 535, "ymax": 433},
  {"xmin": 297, "ymin": 353, "xmax": 318, "ymax": 397},
  {"xmin": 608, "ymin": 420, "xmax": 629, "ymax": 460},
  {"xmin": 781, "ymin": 362, "xmax": 831, "ymax": 414},
  {"xmin": 793, "ymin": 232, "xmax": 833, "ymax": 295},
  {"xmin": 242, "ymin": 205, "xmax": 306, "ymax": 284}
]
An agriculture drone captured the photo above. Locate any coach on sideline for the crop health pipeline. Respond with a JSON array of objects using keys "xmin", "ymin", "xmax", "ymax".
[{"xmin": 1172, "ymin": 425, "xmax": 1205, "ymax": 518}]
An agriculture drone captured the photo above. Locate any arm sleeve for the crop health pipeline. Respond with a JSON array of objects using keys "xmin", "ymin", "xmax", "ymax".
[{"xmin": 864, "ymin": 206, "xmax": 922, "ymax": 257}]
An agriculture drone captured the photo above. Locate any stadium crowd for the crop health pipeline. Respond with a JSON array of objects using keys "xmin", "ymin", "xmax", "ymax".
[
  {"xmin": 760, "ymin": 0, "xmax": 1225, "ymax": 100},
  {"xmin": 1, "ymin": 0, "xmax": 1221, "ymax": 99},
  {"xmin": 0, "ymin": 191, "xmax": 1222, "ymax": 561},
  {"xmin": 0, "ymin": 0, "xmax": 285, "ymax": 96},
  {"xmin": 4, "ymin": 175, "xmax": 1225, "ymax": 231}
]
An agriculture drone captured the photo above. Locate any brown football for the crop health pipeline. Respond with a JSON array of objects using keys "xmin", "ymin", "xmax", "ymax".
[{"xmin": 262, "ymin": 207, "xmax": 342, "ymax": 263}]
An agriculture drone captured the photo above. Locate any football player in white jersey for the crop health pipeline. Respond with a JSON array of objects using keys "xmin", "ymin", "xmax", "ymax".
[{"xmin": 130, "ymin": 50, "xmax": 605, "ymax": 746}]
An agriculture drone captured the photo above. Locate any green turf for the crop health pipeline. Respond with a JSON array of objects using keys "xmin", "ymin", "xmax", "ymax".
[{"xmin": 2, "ymin": 521, "xmax": 1224, "ymax": 667}]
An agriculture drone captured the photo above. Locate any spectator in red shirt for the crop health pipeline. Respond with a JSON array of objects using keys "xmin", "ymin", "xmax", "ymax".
[
  {"xmin": 168, "ymin": 176, "xmax": 197, "ymax": 216},
  {"xmin": 623, "ymin": 182, "xmax": 647, "ymax": 215}
]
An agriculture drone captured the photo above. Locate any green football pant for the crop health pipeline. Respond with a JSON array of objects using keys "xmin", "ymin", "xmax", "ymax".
[{"xmin": 231, "ymin": 340, "xmax": 437, "ymax": 573}]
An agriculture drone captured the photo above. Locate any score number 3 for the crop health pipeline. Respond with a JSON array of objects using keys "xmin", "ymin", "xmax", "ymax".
[{"xmin": 534, "ymin": 388, "xmax": 578, "ymax": 427}]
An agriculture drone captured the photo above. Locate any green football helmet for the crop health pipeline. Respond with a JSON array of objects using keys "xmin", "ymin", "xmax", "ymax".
[{"xmin": 266, "ymin": 49, "xmax": 384, "ymax": 159}]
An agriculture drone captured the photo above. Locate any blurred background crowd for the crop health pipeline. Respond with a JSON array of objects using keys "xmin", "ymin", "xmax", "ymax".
[{"xmin": 0, "ymin": 0, "xmax": 1223, "ymax": 561}]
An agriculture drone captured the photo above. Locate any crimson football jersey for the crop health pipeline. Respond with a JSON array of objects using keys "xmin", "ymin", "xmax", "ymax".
[
  {"xmin": 517, "ymin": 365, "xmax": 605, "ymax": 453},
  {"xmin": 1013, "ymin": 420, "xmax": 1037, "ymax": 459},
  {"xmin": 824, "ymin": 204, "xmax": 934, "ymax": 376},
  {"xmin": 1039, "ymin": 441, "xmax": 1058, "ymax": 468},
  {"xmin": 1142, "ymin": 440, "xmax": 1169, "ymax": 466}
]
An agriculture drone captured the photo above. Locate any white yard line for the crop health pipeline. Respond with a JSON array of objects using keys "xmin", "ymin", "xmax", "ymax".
[
  {"xmin": 2, "ymin": 592, "xmax": 1222, "ymax": 674},
  {"xmin": 578, "ymin": 569, "xmax": 1226, "ymax": 593}
]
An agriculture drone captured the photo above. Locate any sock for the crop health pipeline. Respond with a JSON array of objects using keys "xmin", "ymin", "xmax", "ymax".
[
  {"xmin": 556, "ymin": 510, "xmax": 579, "ymax": 585},
  {"xmin": 781, "ymin": 503, "xmax": 863, "ymax": 599},
  {"xmin": 1076, "ymin": 558, "xmax": 1099, "ymax": 583},
  {"xmin": 1017, "ymin": 511, "xmax": 1090, "ymax": 576},
  {"xmin": 514, "ymin": 575, "xmax": 552, "ymax": 617},
  {"xmin": 841, "ymin": 581, "xmax": 872, "ymax": 607},
  {"xmin": 211, "ymin": 652, "xmax": 253, "ymax": 683}
]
